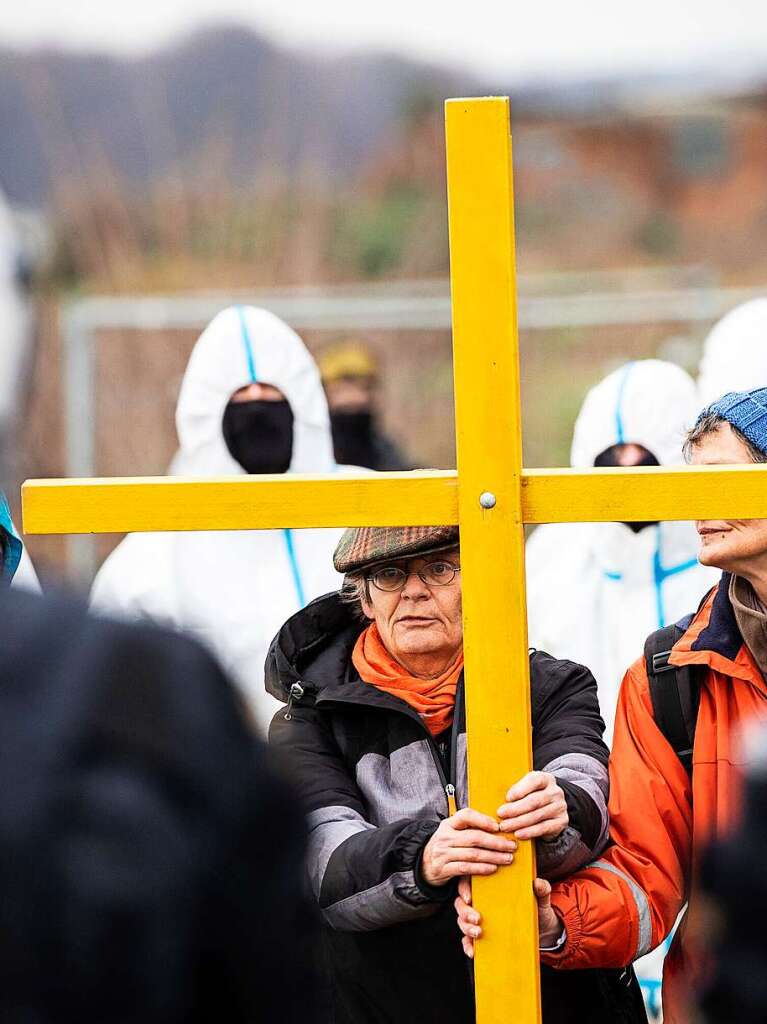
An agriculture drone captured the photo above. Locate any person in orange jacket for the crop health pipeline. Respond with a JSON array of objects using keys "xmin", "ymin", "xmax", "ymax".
[{"xmin": 455, "ymin": 387, "xmax": 767, "ymax": 1024}]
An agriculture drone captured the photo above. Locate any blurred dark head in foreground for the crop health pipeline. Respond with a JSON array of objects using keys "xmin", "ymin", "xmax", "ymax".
[
  {"xmin": 0, "ymin": 587, "xmax": 315, "ymax": 1023},
  {"xmin": 697, "ymin": 728, "xmax": 767, "ymax": 1024}
]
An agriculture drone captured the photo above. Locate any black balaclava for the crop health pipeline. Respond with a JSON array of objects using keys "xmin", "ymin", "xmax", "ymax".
[
  {"xmin": 222, "ymin": 399, "xmax": 294, "ymax": 475},
  {"xmin": 330, "ymin": 409, "xmax": 378, "ymax": 470},
  {"xmin": 594, "ymin": 444, "xmax": 660, "ymax": 533}
]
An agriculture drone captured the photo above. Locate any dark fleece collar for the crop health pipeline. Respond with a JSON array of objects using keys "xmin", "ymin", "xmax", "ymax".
[
  {"xmin": 264, "ymin": 591, "xmax": 363, "ymax": 702},
  {"xmin": 690, "ymin": 573, "xmax": 743, "ymax": 662}
]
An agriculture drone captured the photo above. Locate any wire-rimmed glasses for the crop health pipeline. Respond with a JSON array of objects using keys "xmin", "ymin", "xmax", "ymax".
[{"xmin": 366, "ymin": 560, "xmax": 461, "ymax": 592}]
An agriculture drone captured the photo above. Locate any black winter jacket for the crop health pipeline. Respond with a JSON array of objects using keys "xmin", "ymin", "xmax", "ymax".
[{"xmin": 267, "ymin": 594, "xmax": 642, "ymax": 1024}]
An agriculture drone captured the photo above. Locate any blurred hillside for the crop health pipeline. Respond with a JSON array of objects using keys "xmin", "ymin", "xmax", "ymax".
[
  {"xmin": 0, "ymin": 25, "xmax": 474, "ymax": 206},
  {"xmin": 3, "ymin": 24, "xmax": 766, "ymax": 209},
  {"xmin": 3, "ymin": 24, "xmax": 767, "ymax": 289}
]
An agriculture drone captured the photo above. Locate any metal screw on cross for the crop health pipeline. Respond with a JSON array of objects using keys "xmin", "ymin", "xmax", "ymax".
[{"xmin": 20, "ymin": 98, "xmax": 767, "ymax": 1024}]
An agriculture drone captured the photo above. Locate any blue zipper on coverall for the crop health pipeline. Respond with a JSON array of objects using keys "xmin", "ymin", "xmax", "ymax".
[
  {"xmin": 237, "ymin": 305, "xmax": 307, "ymax": 609},
  {"xmin": 605, "ymin": 364, "xmax": 697, "ymax": 627}
]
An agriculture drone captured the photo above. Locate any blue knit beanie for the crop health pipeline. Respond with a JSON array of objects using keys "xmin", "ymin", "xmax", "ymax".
[{"xmin": 704, "ymin": 388, "xmax": 767, "ymax": 457}]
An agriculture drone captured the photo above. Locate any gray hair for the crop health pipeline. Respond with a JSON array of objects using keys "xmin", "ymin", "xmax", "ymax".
[
  {"xmin": 339, "ymin": 572, "xmax": 371, "ymax": 621},
  {"xmin": 683, "ymin": 411, "xmax": 767, "ymax": 464}
]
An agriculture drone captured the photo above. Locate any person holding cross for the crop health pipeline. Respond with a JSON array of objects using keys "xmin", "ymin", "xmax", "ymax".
[
  {"xmin": 267, "ymin": 524, "xmax": 646, "ymax": 1023},
  {"xmin": 526, "ymin": 359, "xmax": 719, "ymax": 1019},
  {"xmin": 457, "ymin": 387, "xmax": 767, "ymax": 1024}
]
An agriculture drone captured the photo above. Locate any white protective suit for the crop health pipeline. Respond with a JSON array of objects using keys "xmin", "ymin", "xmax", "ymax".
[
  {"xmin": 698, "ymin": 298, "xmax": 767, "ymax": 406},
  {"xmin": 525, "ymin": 359, "xmax": 720, "ymax": 745},
  {"xmin": 91, "ymin": 305, "xmax": 343, "ymax": 732}
]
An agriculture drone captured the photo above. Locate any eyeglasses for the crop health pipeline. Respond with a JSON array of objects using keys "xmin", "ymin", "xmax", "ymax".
[{"xmin": 366, "ymin": 560, "xmax": 461, "ymax": 592}]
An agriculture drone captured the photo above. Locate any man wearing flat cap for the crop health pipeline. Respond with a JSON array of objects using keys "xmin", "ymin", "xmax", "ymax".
[{"xmin": 266, "ymin": 525, "xmax": 646, "ymax": 1023}]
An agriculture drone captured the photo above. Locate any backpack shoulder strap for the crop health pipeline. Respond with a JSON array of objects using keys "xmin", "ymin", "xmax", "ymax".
[{"xmin": 643, "ymin": 618, "xmax": 700, "ymax": 779}]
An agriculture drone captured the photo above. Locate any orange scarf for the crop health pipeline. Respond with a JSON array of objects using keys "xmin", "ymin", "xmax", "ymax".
[{"xmin": 352, "ymin": 623, "xmax": 463, "ymax": 737}]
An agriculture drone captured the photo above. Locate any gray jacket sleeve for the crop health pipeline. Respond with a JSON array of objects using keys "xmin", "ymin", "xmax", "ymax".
[
  {"xmin": 529, "ymin": 651, "xmax": 611, "ymax": 880},
  {"xmin": 537, "ymin": 752, "xmax": 610, "ymax": 880},
  {"xmin": 270, "ymin": 703, "xmax": 443, "ymax": 932}
]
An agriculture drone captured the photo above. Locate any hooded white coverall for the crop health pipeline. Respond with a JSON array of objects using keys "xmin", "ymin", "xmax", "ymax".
[
  {"xmin": 91, "ymin": 306, "xmax": 343, "ymax": 732},
  {"xmin": 526, "ymin": 359, "xmax": 719, "ymax": 745},
  {"xmin": 698, "ymin": 298, "xmax": 767, "ymax": 406}
]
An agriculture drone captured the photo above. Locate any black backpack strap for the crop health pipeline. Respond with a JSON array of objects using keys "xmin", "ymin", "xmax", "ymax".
[{"xmin": 644, "ymin": 619, "xmax": 700, "ymax": 779}]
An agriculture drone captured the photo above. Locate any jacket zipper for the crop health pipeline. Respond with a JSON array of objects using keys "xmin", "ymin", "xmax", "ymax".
[
  {"xmin": 445, "ymin": 783, "xmax": 457, "ymax": 817},
  {"xmin": 424, "ymin": 732, "xmax": 456, "ymax": 818},
  {"xmin": 283, "ymin": 682, "xmax": 305, "ymax": 721},
  {"xmin": 445, "ymin": 677, "xmax": 464, "ymax": 816}
]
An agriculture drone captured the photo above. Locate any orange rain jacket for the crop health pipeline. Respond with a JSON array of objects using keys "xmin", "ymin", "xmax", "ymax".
[{"xmin": 543, "ymin": 573, "xmax": 767, "ymax": 1023}]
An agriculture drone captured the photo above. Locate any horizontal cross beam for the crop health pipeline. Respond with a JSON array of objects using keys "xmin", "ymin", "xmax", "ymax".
[{"xmin": 21, "ymin": 462, "xmax": 767, "ymax": 535}]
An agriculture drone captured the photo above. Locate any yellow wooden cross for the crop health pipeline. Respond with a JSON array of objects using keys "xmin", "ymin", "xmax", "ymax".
[{"xmin": 20, "ymin": 97, "xmax": 767, "ymax": 1024}]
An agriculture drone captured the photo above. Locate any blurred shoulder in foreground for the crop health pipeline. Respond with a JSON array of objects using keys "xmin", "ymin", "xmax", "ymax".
[{"xmin": 0, "ymin": 587, "xmax": 316, "ymax": 1024}]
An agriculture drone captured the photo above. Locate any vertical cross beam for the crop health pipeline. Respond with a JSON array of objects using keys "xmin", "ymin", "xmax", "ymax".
[{"xmin": 446, "ymin": 98, "xmax": 540, "ymax": 1023}]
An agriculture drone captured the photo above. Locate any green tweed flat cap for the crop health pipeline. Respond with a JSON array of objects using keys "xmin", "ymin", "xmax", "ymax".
[{"xmin": 333, "ymin": 525, "xmax": 459, "ymax": 574}]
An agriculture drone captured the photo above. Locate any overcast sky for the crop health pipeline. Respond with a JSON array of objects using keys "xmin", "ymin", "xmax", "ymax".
[{"xmin": 3, "ymin": 0, "xmax": 767, "ymax": 80}]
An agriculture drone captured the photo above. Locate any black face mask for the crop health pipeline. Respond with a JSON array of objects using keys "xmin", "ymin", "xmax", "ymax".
[
  {"xmin": 330, "ymin": 409, "xmax": 378, "ymax": 469},
  {"xmin": 222, "ymin": 399, "xmax": 294, "ymax": 475},
  {"xmin": 594, "ymin": 444, "xmax": 660, "ymax": 533}
]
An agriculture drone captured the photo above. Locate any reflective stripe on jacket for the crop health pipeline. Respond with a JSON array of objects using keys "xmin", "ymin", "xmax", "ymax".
[{"xmin": 543, "ymin": 572, "xmax": 767, "ymax": 1024}]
